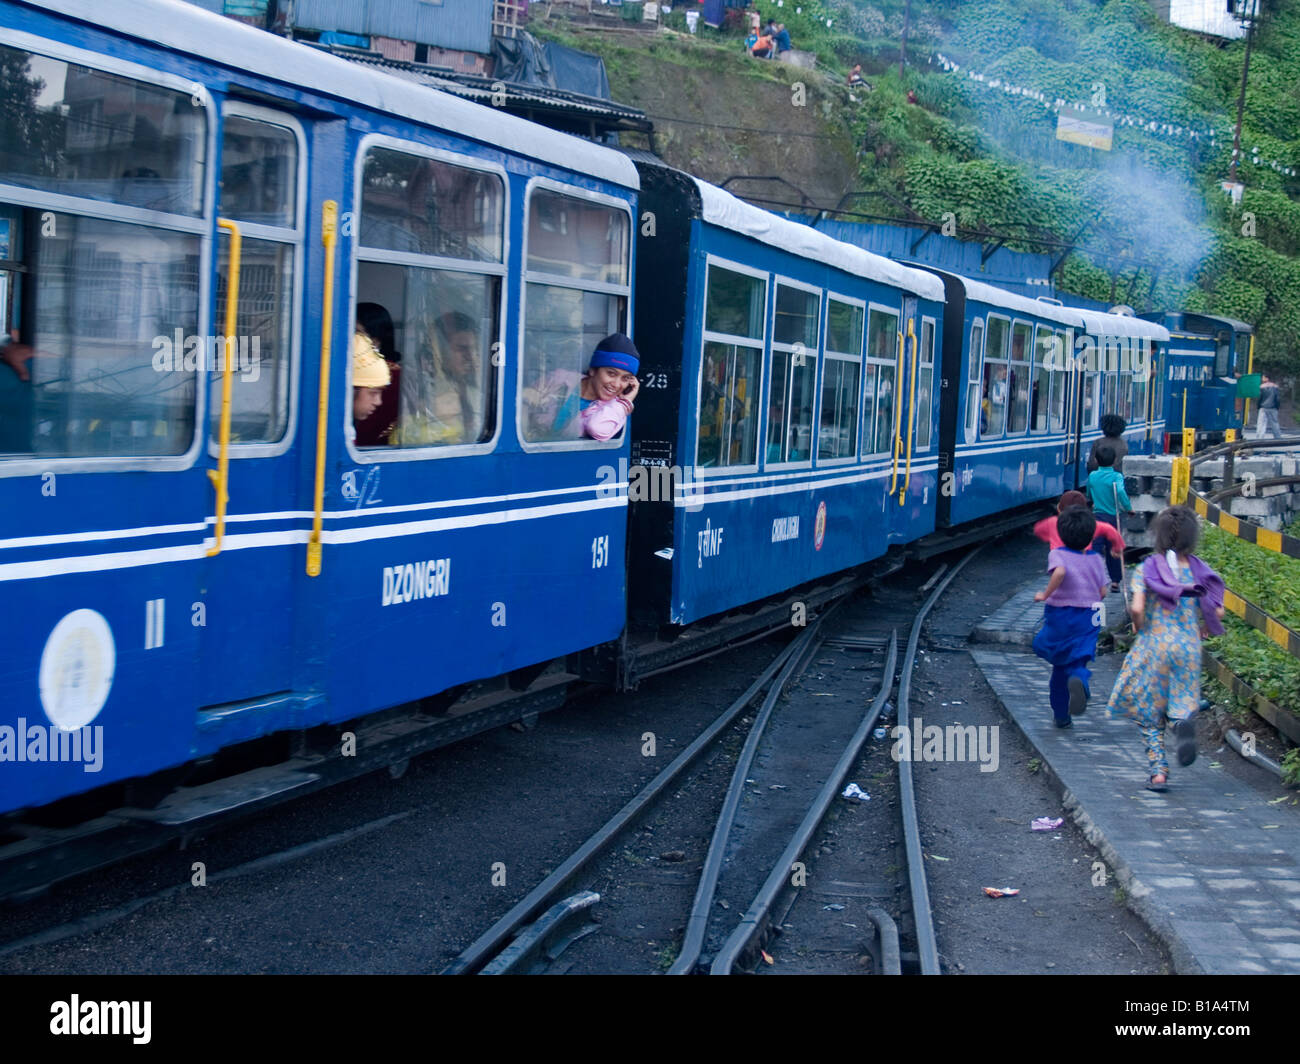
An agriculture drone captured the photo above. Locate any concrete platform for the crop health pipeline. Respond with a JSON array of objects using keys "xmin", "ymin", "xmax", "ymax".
[
  {"xmin": 969, "ymin": 578, "xmax": 1300, "ymax": 975},
  {"xmin": 972, "ymin": 581, "xmax": 1128, "ymax": 647}
]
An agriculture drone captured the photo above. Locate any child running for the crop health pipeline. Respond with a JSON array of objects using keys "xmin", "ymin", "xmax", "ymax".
[
  {"xmin": 1086, "ymin": 444, "xmax": 1132, "ymax": 590},
  {"xmin": 1032, "ymin": 506, "xmax": 1110, "ymax": 729},
  {"xmin": 1107, "ymin": 506, "xmax": 1225, "ymax": 791},
  {"xmin": 1033, "ymin": 490, "xmax": 1126, "ymax": 556}
]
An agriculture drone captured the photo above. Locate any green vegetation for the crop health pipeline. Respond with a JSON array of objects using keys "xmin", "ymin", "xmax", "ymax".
[
  {"xmin": 536, "ymin": 0, "xmax": 1300, "ymax": 375},
  {"xmin": 1198, "ymin": 523, "xmax": 1300, "ymax": 716}
]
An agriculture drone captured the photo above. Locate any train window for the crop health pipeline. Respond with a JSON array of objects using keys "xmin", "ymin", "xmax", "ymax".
[
  {"xmin": 705, "ymin": 267, "xmax": 766, "ymax": 339},
  {"xmin": 0, "ymin": 210, "xmax": 199, "ymax": 458},
  {"xmin": 358, "ymin": 146, "xmax": 507, "ymax": 451},
  {"xmin": 863, "ymin": 307, "xmax": 899, "ymax": 455},
  {"xmin": 698, "ymin": 341, "xmax": 760, "ymax": 467},
  {"xmin": 360, "ymin": 263, "xmax": 500, "ymax": 447},
  {"xmin": 697, "ymin": 262, "xmax": 764, "ymax": 468},
  {"xmin": 212, "ymin": 113, "xmax": 300, "ymax": 446},
  {"xmin": 1048, "ymin": 329, "xmax": 1068, "ymax": 431},
  {"xmin": 766, "ymin": 284, "xmax": 818, "ymax": 464},
  {"xmin": 915, "ymin": 318, "xmax": 934, "ymax": 451},
  {"xmin": 526, "ymin": 190, "xmax": 627, "ymax": 284},
  {"xmin": 1120, "ymin": 371, "xmax": 1133, "ymax": 421},
  {"xmin": 1006, "ymin": 322, "xmax": 1031, "ymax": 434},
  {"xmin": 964, "ymin": 320, "xmax": 983, "ymax": 445},
  {"xmin": 980, "ymin": 316, "xmax": 1009, "ymax": 438},
  {"xmin": 1131, "ymin": 341, "xmax": 1149, "ymax": 423},
  {"xmin": 520, "ymin": 187, "xmax": 630, "ymax": 446},
  {"xmin": 1082, "ymin": 373, "xmax": 1099, "ymax": 431},
  {"xmin": 0, "ymin": 47, "xmax": 206, "ymax": 217},
  {"xmin": 1213, "ymin": 331, "xmax": 1230, "ymax": 378},
  {"xmin": 1030, "ymin": 326, "xmax": 1053, "ymax": 433},
  {"xmin": 361, "ymin": 148, "xmax": 503, "ymax": 262},
  {"xmin": 1234, "ymin": 332, "xmax": 1250, "ymax": 376},
  {"xmin": 820, "ymin": 299, "xmax": 862, "ymax": 461}
]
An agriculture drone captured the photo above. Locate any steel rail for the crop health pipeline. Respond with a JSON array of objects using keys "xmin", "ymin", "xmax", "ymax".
[
  {"xmin": 707, "ymin": 631, "xmax": 899, "ymax": 974},
  {"xmin": 895, "ymin": 544, "xmax": 985, "ymax": 975},
  {"xmin": 441, "ymin": 629, "xmax": 810, "ymax": 975},
  {"xmin": 667, "ymin": 613, "xmax": 836, "ymax": 974}
]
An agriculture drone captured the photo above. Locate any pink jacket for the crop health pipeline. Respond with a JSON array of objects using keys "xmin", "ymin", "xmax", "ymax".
[{"xmin": 581, "ymin": 395, "xmax": 633, "ymax": 441}]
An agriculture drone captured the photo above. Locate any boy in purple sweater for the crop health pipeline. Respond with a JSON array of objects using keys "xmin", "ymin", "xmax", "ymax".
[{"xmin": 1032, "ymin": 507, "xmax": 1110, "ymax": 728}]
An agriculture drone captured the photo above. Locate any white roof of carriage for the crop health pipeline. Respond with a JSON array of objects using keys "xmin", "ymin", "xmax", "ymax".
[
  {"xmin": 693, "ymin": 179, "xmax": 946, "ymax": 303},
  {"xmin": 1075, "ymin": 307, "xmax": 1171, "ymax": 342},
  {"xmin": 24, "ymin": 0, "xmax": 640, "ymax": 189},
  {"xmin": 957, "ymin": 277, "xmax": 1087, "ymax": 329}
]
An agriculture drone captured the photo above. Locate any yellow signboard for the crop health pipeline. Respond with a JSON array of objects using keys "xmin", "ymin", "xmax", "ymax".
[{"xmin": 1056, "ymin": 107, "xmax": 1114, "ymax": 151}]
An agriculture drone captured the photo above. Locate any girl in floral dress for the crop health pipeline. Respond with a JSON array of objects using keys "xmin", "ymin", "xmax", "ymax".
[{"xmin": 1107, "ymin": 506, "xmax": 1225, "ymax": 791}]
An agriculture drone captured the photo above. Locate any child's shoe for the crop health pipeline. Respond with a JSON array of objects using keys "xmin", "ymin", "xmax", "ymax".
[
  {"xmin": 1173, "ymin": 715, "xmax": 1197, "ymax": 767},
  {"xmin": 1068, "ymin": 676, "xmax": 1087, "ymax": 716}
]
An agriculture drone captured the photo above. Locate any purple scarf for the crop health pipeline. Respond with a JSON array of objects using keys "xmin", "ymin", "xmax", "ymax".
[{"xmin": 1140, "ymin": 553, "xmax": 1225, "ymax": 636}]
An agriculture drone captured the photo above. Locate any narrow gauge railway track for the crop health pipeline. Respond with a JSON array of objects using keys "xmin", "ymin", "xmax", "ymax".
[{"xmin": 444, "ymin": 547, "xmax": 982, "ymax": 975}]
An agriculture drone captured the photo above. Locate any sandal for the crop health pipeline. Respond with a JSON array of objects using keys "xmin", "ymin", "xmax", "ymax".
[{"xmin": 1146, "ymin": 774, "xmax": 1168, "ymax": 792}]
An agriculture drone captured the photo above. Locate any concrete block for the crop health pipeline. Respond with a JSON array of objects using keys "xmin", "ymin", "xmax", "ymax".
[{"xmin": 1230, "ymin": 496, "xmax": 1286, "ymax": 517}]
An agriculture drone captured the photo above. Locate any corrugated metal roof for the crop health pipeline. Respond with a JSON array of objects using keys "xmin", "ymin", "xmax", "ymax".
[
  {"xmin": 338, "ymin": 51, "xmax": 651, "ymax": 126},
  {"xmin": 294, "ymin": 0, "xmax": 493, "ymax": 54}
]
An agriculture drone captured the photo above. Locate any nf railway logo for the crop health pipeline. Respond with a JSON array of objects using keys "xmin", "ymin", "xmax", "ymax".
[{"xmin": 814, "ymin": 501, "xmax": 827, "ymax": 551}]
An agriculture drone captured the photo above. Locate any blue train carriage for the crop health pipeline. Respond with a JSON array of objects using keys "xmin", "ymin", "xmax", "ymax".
[
  {"xmin": 1141, "ymin": 311, "xmax": 1252, "ymax": 448},
  {"xmin": 1071, "ymin": 308, "xmax": 1170, "ymax": 474},
  {"xmin": 626, "ymin": 157, "xmax": 945, "ymax": 626},
  {"xmin": 0, "ymin": 0, "xmax": 638, "ymax": 815},
  {"xmin": 930, "ymin": 273, "xmax": 1088, "ymax": 526}
]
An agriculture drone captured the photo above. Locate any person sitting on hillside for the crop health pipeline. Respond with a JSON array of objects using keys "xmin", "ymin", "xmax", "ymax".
[
  {"xmin": 744, "ymin": 30, "xmax": 758, "ymax": 52},
  {"xmin": 848, "ymin": 63, "xmax": 864, "ymax": 86},
  {"xmin": 751, "ymin": 31, "xmax": 775, "ymax": 58},
  {"xmin": 773, "ymin": 22, "xmax": 792, "ymax": 52}
]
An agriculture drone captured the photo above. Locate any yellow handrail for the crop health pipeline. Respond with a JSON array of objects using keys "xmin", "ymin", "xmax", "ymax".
[
  {"xmin": 307, "ymin": 200, "xmax": 338, "ymax": 577},
  {"xmin": 1243, "ymin": 333, "xmax": 1255, "ymax": 427},
  {"xmin": 889, "ymin": 328, "xmax": 904, "ymax": 494},
  {"xmin": 899, "ymin": 318, "xmax": 918, "ymax": 505},
  {"xmin": 206, "ymin": 218, "xmax": 241, "ymax": 558}
]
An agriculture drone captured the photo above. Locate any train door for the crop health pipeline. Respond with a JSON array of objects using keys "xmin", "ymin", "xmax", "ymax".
[
  {"xmin": 196, "ymin": 103, "xmax": 308, "ymax": 707},
  {"xmin": 1059, "ymin": 326, "xmax": 1081, "ymax": 489},
  {"xmin": 888, "ymin": 295, "xmax": 920, "ymax": 541}
]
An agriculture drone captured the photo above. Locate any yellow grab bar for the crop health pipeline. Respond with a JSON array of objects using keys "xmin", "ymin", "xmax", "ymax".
[
  {"xmin": 889, "ymin": 328, "xmax": 904, "ymax": 494},
  {"xmin": 307, "ymin": 200, "xmax": 338, "ymax": 577},
  {"xmin": 1242, "ymin": 333, "xmax": 1255, "ymax": 427},
  {"xmin": 899, "ymin": 319, "xmax": 918, "ymax": 505},
  {"xmin": 206, "ymin": 218, "xmax": 241, "ymax": 557}
]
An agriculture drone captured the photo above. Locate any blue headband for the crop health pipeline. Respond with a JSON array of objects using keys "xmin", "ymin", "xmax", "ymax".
[{"xmin": 590, "ymin": 348, "xmax": 640, "ymax": 374}]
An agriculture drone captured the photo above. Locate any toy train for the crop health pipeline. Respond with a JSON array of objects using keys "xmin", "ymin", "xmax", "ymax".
[{"xmin": 0, "ymin": 0, "xmax": 1243, "ymax": 824}]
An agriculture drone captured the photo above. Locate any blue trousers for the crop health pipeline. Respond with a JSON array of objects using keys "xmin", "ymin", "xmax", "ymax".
[
  {"xmin": 1049, "ymin": 660, "xmax": 1091, "ymax": 723},
  {"xmin": 1092, "ymin": 514, "xmax": 1122, "ymax": 584}
]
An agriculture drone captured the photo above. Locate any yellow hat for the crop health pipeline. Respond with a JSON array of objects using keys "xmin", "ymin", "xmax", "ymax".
[{"xmin": 352, "ymin": 330, "xmax": 390, "ymax": 388}]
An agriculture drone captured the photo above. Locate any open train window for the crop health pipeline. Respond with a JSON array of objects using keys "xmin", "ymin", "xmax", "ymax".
[
  {"xmin": 697, "ymin": 260, "xmax": 765, "ymax": 469},
  {"xmin": 980, "ymin": 315, "xmax": 1009, "ymax": 438},
  {"xmin": 519, "ymin": 183, "xmax": 630, "ymax": 448},
  {"xmin": 1030, "ymin": 325, "xmax": 1054, "ymax": 433},
  {"xmin": 915, "ymin": 317, "xmax": 935, "ymax": 452},
  {"xmin": 819, "ymin": 296, "xmax": 862, "ymax": 462},
  {"xmin": 1131, "ymin": 339, "xmax": 1149, "ymax": 423},
  {"xmin": 0, "ymin": 46, "xmax": 207, "ymax": 466},
  {"xmin": 964, "ymin": 320, "xmax": 983, "ymax": 445},
  {"xmin": 862, "ymin": 305, "xmax": 899, "ymax": 455},
  {"xmin": 1049, "ymin": 328, "xmax": 1068, "ymax": 432},
  {"xmin": 1006, "ymin": 321, "xmax": 1031, "ymax": 434},
  {"xmin": 765, "ymin": 280, "xmax": 819, "ymax": 466},
  {"xmin": 355, "ymin": 141, "xmax": 506, "ymax": 453}
]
